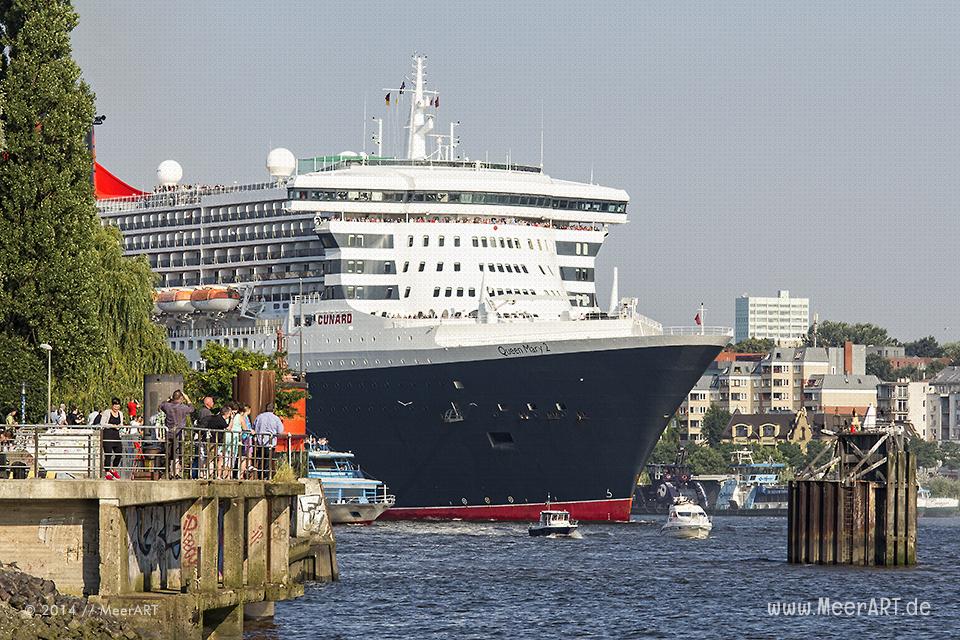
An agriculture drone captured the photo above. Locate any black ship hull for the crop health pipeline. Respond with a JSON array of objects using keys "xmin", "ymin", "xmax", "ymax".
[{"xmin": 305, "ymin": 341, "xmax": 722, "ymax": 522}]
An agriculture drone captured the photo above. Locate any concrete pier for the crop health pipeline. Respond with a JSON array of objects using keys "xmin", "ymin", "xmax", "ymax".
[{"xmin": 0, "ymin": 479, "xmax": 337, "ymax": 638}]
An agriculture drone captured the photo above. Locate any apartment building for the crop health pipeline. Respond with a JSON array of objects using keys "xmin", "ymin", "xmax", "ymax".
[
  {"xmin": 877, "ymin": 379, "xmax": 932, "ymax": 440},
  {"xmin": 803, "ymin": 374, "xmax": 880, "ymax": 415},
  {"xmin": 734, "ymin": 290, "xmax": 810, "ymax": 345},
  {"xmin": 676, "ymin": 373, "xmax": 720, "ymax": 444},
  {"xmin": 926, "ymin": 367, "xmax": 960, "ymax": 443},
  {"xmin": 758, "ymin": 347, "xmax": 830, "ymax": 412}
]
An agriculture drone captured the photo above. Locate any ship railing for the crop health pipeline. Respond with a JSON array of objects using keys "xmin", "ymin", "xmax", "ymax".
[
  {"xmin": 167, "ymin": 324, "xmax": 279, "ymax": 339},
  {"xmin": 661, "ymin": 326, "xmax": 733, "ymax": 337},
  {"xmin": 0, "ymin": 424, "xmax": 309, "ymax": 482},
  {"xmin": 97, "ymin": 180, "xmax": 286, "ymax": 213},
  {"xmin": 330, "ymin": 494, "xmax": 397, "ymax": 506}
]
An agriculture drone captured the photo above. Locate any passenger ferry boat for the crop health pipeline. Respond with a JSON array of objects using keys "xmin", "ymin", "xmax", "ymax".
[
  {"xmin": 95, "ymin": 55, "xmax": 729, "ymax": 522},
  {"xmin": 307, "ymin": 445, "xmax": 394, "ymax": 524},
  {"xmin": 715, "ymin": 450, "xmax": 789, "ymax": 513}
]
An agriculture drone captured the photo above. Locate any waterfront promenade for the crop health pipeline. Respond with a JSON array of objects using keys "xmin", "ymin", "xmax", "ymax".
[{"xmin": 0, "ymin": 425, "xmax": 336, "ymax": 639}]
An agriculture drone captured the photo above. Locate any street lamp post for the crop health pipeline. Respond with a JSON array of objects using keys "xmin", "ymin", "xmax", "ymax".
[{"xmin": 39, "ymin": 343, "xmax": 52, "ymax": 424}]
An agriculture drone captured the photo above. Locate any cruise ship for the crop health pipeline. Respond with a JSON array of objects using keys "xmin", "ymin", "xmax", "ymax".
[{"xmin": 96, "ymin": 56, "xmax": 729, "ymax": 521}]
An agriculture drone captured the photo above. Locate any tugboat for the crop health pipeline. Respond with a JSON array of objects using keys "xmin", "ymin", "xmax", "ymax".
[
  {"xmin": 307, "ymin": 442, "xmax": 395, "ymax": 524},
  {"xmin": 659, "ymin": 498, "xmax": 713, "ymax": 539},
  {"xmin": 632, "ymin": 447, "xmax": 711, "ymax": 514},
  {"xmin": 529, "ymin": 508, "xmax": 579, "ymax": 537}
]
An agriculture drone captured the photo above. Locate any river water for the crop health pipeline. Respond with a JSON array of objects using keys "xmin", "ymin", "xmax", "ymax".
[{"xmin": 246, "ymin": 516, "xmax": 960, "ymax": 639}]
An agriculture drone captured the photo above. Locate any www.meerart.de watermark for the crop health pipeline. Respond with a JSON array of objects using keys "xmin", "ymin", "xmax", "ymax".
[{"xmin": 767, "ymin": 598, "xmax": 932, "ymax": 617}]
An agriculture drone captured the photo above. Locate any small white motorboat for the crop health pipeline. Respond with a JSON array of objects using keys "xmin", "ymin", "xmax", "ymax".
[
  {"xmin": 659, "ymin": 499, "xmax": 712, "ymax": 539},
  {"xmin": 529, "ymin": 509, "xmax": 579, "ymax": 537}
]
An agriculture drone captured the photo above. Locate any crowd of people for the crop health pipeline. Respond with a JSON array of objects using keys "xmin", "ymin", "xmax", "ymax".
[{"xmin": 0, "ymin": 392, "xmax": 291, "ymax": 482}]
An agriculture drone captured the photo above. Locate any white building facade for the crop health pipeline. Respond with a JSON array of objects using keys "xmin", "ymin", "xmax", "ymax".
[{"xmin": 734, "ymin": 290, "xmax": 810, "ymax": 345}]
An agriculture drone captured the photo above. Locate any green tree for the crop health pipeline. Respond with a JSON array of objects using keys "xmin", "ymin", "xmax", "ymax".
[
  {"xmin": 187, "ymin": 343, "xmax": 305, "ymax": 418},
  {"xmin": 0, "ymin": 0, "xmax": 103, "ymax": 416},
  {"xmin": 687, "ymin": 444, "xmax": 727, "ymax": 474},
  {"xmin": 904, "ymin": 336, "xmax": 944, "ymax": 358},
  {"xmin": 907, "ymin": 437, "xmax": 940, "ymax": 469},
  {"xmin": 926, "ymin": 360, "xmax": 947, "ymax": 379},
  {"xmin": 806, "ymin": 320, "xmax": 896, "ymax": 348},
  {"xmin": 0, "ymin": 1, "xmax": 185, "ymax": 415},
  {"xmin": 777, "ymin": 442, "xmax": 806, "ymax": 471},
  {"xmin": 942, "ymin": 342, "xmax": 960, "ymax": 366},
  {"xmin": 729, "ymin": 337, "xmax": 775, "ymax": 354},
  {"xmin": 701, "ymin": 404, "xmax": 731, "ymax": 447},
  {"xmin": 866, "ymin": 353, "xmax": 894, "ymax": 381},
  {"xmin": 649, "ymin": 424, "xmax": 680, "ymax": 465},
  {"xmin": 803, "ymin": 440, "xmax": 829, "ymax": 469}
]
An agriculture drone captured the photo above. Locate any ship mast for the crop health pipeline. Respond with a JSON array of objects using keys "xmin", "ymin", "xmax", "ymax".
[{"xmin": 405, "ymin": 55, "xmax": 435, "ymax": 160}]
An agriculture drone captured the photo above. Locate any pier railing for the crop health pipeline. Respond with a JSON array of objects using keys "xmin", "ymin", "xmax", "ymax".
[{"xmin": 0, "ymin": 424, "xmax": 308, "ymax": 481}]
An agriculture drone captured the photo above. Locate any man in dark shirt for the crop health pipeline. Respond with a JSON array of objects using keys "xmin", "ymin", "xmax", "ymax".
[
  {"xmin": 206, "ymin": 403, "xmax": 234, "ymax": 479},
  {"xmin": 159, "ymin": 390, "xmax": 194, "ymax": 478}
]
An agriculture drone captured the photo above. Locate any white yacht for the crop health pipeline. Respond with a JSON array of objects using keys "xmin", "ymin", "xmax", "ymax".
[{"xmin": 659, "ymin": 499, "xmax": 713, "ymax": 539}]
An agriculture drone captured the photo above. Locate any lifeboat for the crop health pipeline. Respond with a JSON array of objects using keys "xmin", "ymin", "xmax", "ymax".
[
  {"xmin": 156, "ymin": 289, "xmax": 195, "ymax": 314},
  {"xmin": 190, "ymin": 286, "xmax": 241, "ymax": 313}
]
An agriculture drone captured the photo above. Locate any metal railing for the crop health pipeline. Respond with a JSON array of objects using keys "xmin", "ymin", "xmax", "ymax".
[
  {"xmin": 661, "ymin": 326, "xmax": 733, "ymax": 337},
  {"xmin": 98, "ymin": 181, "xmax": 287, "ymax": 213},
  {"xmin": 0, "ymin": 424, "xmax": 308, "ymax": 481}
]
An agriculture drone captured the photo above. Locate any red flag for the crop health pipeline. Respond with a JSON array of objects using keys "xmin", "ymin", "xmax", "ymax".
[{"xmin": 694, "ymin": 313, "xmax": 701, "ymax": 326}]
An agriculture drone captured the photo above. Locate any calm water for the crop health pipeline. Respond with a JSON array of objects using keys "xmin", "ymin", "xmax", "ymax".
[{"xmin": 246, "ymin": 517, "xmax": 960, "ymax": 639}]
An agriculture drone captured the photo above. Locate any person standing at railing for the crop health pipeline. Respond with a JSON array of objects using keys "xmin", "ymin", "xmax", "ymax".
[
  {"xmin": 237, "ymin": 404, "xmax": 254, "ymax": 479},
  {"xmin": 159, "ymin": 390, "xmax": 194, "ymax": 478},
  {"xmin": 253, "ymin": 403, "xmax": 284, "ymax": 480},
  {"xmin": 207, "ymin": 404, "xmax": 233, "ymax": 480},
  {"xmin": 224, "ymin": 403, "xmax": 247, "ymax": 479},
  {"xmin": 100, "ymin": 398, "xmax": 124, "ymax": 480}
]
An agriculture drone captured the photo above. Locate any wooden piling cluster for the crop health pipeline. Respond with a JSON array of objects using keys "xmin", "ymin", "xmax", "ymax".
[{"xmin": 788, "ymin": 429, "xmax": 916, "ymax": 566}]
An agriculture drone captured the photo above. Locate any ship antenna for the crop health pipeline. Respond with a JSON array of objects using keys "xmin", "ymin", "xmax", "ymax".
[{"xmin": 539, "ymin": 98, "xmax": 544, "ymax": 170}]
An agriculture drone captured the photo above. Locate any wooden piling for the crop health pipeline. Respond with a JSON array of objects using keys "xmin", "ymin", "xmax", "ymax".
[{"xmin": 788, "ymin": 430, "xmax": 916, "ymax": 567}]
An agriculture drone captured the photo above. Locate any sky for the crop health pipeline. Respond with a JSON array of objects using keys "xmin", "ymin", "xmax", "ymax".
[{"xmin": 71, "ymin": 1, "xmax": 960, "ymax": 342}]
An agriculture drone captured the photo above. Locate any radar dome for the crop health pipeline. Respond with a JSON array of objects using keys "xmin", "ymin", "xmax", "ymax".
[
  {"xmin": 157, "ymin": 160, "xmax": 183, "ymax": 186},
  {"xmin": 266, "ymin": 147, "xmax": 296, "ymax": 178},
  {"xmin": 338, "ymin": 150, "xmax": 360, "ymax": 157}
]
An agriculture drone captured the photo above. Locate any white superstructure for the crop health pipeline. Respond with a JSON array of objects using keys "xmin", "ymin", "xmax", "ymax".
[{"xmin": 97, "ymin": 55, "xmax": 729, "ymax": 371}]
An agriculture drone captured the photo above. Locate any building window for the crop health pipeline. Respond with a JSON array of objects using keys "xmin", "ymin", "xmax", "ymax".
[
  {"xmin": 433, "ymin": 287, "xmax": 440, "ymax": 297},
  {"xmin": 408, "ymin": 235, "xmax": 414, "ymax": 247},
  {"xmin": 454, "ymin": 236, "xmax": 461, "ymax": 247},
  {"xmin": 444, "ymin": 288, "xmax": 452, "ymax": 297},
  {"xmin": 472, "ymin": 237, "xmax": 479, "ymax": 247},
  {"xmin": 468, "ymin": 288, "xmax": 476, "ymax": 297},
  {"xmin": 403, "ymin": 261, "xmax": 410, "ymax": 273},
  {"xmin": 456, "ymin": 288, "xmax": 464, "ymax": 297},
  {"xmin": 423, "ymin": 235, "xmax": 429, "ymax": 247},
  {"xmin": 437, "ymin": 262, "xmax": 444, "ymax": 271},
  {"xmin": 438, "ymin": 236, "xmax": 445, "ymax": 247},
  {"xmin": 404, "ymin": 287, "xmax": 411, "ymax": 298},
  {"xmin": 418, "ymin": 262, "xmax": 426, "ymax": 272}
]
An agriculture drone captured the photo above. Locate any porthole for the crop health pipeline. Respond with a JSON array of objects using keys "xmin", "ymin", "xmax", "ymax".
[
  {"xmin": 484, "ymin": 497, "xmax": 491, "ymax": 504},
  {"xmin": 507, "ymin": 496, "xmax": 515, "ymax": 503},
  {"xmin": 461, "ymin": 498, "xmax": 468, "ymax": 505}
]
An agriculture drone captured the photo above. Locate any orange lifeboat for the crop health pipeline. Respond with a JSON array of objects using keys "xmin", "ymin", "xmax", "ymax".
[
  {"xmin": 190, "ymin": 286, "xmax": 241, "ymax": 313},
  {"xmin": 156, "ymin": 289, "xmax": 195, "ymax": 314}
]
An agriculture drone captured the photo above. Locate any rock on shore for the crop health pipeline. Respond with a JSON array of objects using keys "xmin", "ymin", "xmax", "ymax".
[{"xmin": 0, "ymin": 562, "xmax": 143, "ymax": 640}]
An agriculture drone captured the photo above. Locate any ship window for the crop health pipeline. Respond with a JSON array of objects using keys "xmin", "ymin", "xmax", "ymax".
[
  {"xmin": 497, "ymin": 289, "xmax": 504, "ymax": 295},
  {"xmin": 454, "ymin": 262, "xmax": 461, "ymax": 272},
  {"xmin": 437, "ymin": 263, "xmax": 444, "ymax": 272},
  {"xmin": 506, "ymin": 239, "xmax": 514, "ymax": 249},
  {"xmin": 479, "ymin": 264, "xmax": 484, "ymax": 271},
  {"xmin": 355, "ymin": 261, "xmax": 364, "ymax": 273},
  {"xmin": 346, "ymin": 286, "xmax": 355, "ymax": 298},
  {"xmin": 468, "ymin": 288, "xmax": 476, "ymax": 297},
  {"xmin": 488, "ymin": 263, "xmax": 494, "ymax": 272},
  {"xmin": 418, "ymin": 262, "xmax": 426, "ymax": 272},
  {"xmin": 385, "ymin": 287, "xmax": 394, "ymax": 299},
  {"xmin": 454, "ymin": 236, "xmax": 461, "ymax": 247},
  {"xmin": 505, "ymin": 265, "xmax": 513, "ymax": 273},
  {"xmin": 355, "ymin": 287, "xmax": 364, "ymax": 299},
  {"xmin": 408, "ymin": 235, "xmax": 414, "ymax": 247},
  {"xmin": 404, "ymin": 287, "xmax": 411, "ymax": 298},
  {"xmin": 403, "ymin": 261, "xmax": 410, "ymax": 272},
  {"xmin": 521, "ymin": 265, "xmax": 529, "ymax": 273},
  {"xmin": 422, "ymin": 235, "xmax": 429, "ymax": 247},
  {"xmin": 528, "ymin": 239, "xmax": 534, "ymax": 250},
  {"xmin": 444, "ymin": 288, "xmax": 452, "ymax": 297},
  {"xmin": 487, "ymin": 432, "xmax": 515, "ymax": 449},
  {"xmin": 499, "ymin": 238, "xmax": 506, "ymax": 248},
  {"xmin": 497, "ymin": 264, "xmax": 504, "ymax": 272},
  {"xmin": 527, "ymin": 403, "xmax": 537, "ymax": 411},
  {"xmin": 433, "ymin": 287, "xmax": 440, "ymax": 297},
  {"xmin": 472, "ymin": 237, "xmax": 479, "ymax": 247},
  {"xmin": 456, "ymin": 288, "xmax": 464, "ymax": 297},
  {"xmin": 438, "ymin": 236, "xmax": 445, "ymax": 247},
  {"xmin": 481, "ymin": 238, "xmax": 488, "ymax": 248}
]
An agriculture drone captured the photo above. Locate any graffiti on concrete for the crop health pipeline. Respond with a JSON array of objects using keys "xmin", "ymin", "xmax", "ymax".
[
  {"xmin": 181, "ymin": 512, "xmax": 200, "ymax": 569},
  {"xmin": 126, "ymin": 503, "xmax": 182, "ymax": 588}
]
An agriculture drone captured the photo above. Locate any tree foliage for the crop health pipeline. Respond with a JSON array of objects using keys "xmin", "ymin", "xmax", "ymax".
[
  {"xmin": 687, "ymin": 444, "xmax": 727, "ymax": 474},
  {"xmin": 728, "ymin": 337, "xmax": 775, "ymax": 354},
  {"xmin": 865, "ymin": 353, "xmax": 894, "ymax": 381},
  {"xmin": 0, "ymin": 1, "xmax": 184, "ymax": 415},
  {"xmin": 649, "ymin": 424, "xmax": 680, "ymax": 465},
  {"xmin": 701, "ymin": 403, "xmax": 731, "ymax": 447},
  {"xmin": 187, "ymin": 343, "xmax": 305, "ymax": 418},
  {"xmin": 806, "ymin": 320, "xmax": 897, "ymax": 348},
  {"xmin": 904, "ymin": 336, "xmax": 944, "ymax": 358}
]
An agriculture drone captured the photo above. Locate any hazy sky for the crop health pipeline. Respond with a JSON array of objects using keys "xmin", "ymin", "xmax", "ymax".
[{"xmin": 71, "ymin": 1, "xmax": 960, "ymax": 341}]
